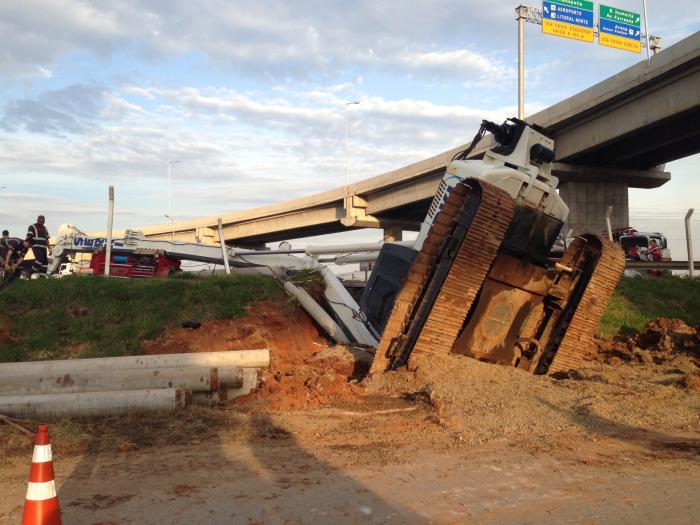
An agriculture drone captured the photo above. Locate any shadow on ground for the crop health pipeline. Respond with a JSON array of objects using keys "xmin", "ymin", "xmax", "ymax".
[
  {"xmin": 54, "ymin": 410, "xmax": 425, "ymax": 524},
  {"xmin": 536, "ymin": 396, "xmax": 700, "ymax": 457}
]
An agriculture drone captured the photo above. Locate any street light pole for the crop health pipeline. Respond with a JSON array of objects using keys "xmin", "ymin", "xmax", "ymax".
[
  {"xmin": 344, "ymin": 101, "xmax": 360, "ymax": 194},
  {"xmin": 168, "ymin": 160, "xmax": 180, "ymax": 239}
]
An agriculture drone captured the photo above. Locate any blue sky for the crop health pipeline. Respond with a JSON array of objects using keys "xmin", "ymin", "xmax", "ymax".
[{"xmin": 1, "ymin": 0, "xmax": 698, "ymax": 257}]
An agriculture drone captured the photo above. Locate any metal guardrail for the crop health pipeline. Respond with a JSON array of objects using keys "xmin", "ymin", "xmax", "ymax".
[{"xmin": 625, "ymin": 261, "xmax": 699, "ymax": 270}]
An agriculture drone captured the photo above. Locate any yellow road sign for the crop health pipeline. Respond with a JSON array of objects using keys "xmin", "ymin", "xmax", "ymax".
[
  {"xmin": 599, "ymin": 32, "xmax": 642, "ymax": 53},
  {"xmin": 542, "ymin": 18, "xmax": 594, "ymax": 43}
]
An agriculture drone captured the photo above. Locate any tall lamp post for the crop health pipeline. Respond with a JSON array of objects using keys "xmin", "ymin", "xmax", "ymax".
[
  {"xmin": 344, "ymin": 101, "xmax": 360, "ymax": 195},
  {"xmin": 167, "ymin": 160, "xmax": 180, "ymax": 239}
]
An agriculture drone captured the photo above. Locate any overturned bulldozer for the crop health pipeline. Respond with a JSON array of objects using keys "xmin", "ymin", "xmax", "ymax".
[{"xmin": 365, "ymin": 118, "xmax": 625, "ymax": 375}]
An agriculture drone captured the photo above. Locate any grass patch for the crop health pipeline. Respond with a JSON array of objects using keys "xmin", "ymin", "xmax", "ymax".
[
  {"xmin": 600, "ymin": 276, "xmax": 700, "ymax": 338},
  {"xmin": 0, "ymin": 274, "xmax": 281, "ymax": 362}
]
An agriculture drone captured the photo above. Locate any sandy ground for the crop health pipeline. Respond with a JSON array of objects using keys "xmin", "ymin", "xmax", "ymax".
[
  {"xmin": 1, "ymin": 307, "xmax": 699, "ymax": 524},
  {"xmin": 1, "ymin": 400, "xmax": 699, "ymax": 524}
]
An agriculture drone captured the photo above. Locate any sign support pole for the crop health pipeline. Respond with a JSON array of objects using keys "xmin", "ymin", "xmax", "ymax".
[
  {"xmin": 516, "ymin": 5, "xmax": 526, "ymax": 119},
  {"xmin": 642, "ymin": 0, "xmax": 651, "ymax": 62}
]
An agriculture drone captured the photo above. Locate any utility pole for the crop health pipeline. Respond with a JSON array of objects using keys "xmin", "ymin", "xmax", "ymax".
[
  {"xmin": 344, "ymin": 101, "xmax": 360, "ymax": 191},
  {"xmin": 105, "ymin": 185, "xmax": 114, "ymax": 277},
  {"xmin": 344, "ymin": 101, "xmax": 360, "ymax": 219},
  {"xmin": 167, "ymin": 160, "xmax": 180, "ymax": 240},
  {"xmin": 685, "ymin": 209, "xmax": 695, "ymax": 278}
]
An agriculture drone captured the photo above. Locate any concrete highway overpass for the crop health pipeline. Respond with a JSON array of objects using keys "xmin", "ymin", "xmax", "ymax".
[{"xmin": 129, "ymin": 31, "xmax": 700, "ymax": 245}]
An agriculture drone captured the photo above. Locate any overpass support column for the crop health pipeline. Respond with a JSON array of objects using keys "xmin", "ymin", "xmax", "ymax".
[
  {"xmin": 383, "ymin": 226, "xmax": 403, "ymax": 242},
  {"xmin": 558, "ymin": 181, "xmax": 630, "ymax": 236}
]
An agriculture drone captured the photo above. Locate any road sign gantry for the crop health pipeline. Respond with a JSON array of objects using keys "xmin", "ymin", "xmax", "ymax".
[{"xmin": 515, "ymin": 3, "xmax": 661, "ymax": 53}]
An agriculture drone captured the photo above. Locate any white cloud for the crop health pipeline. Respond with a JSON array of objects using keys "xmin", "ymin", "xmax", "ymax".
[
  {"xmin": 124, "ymin": 86, "xmax": 155, "ymax": 101},
  {"xmin": 37, "ymin": 66, "xmax": 52, "ymax": 78},
  {"xmin": 398, "ymin": 48, "xmax": 515, "ymax": 85},
  {"xmin": 0, "ymin": 0, "xmax": 697, "ymax": 243},
  {"xmin": 0, "ymin": 77, "xmax": 524, "ymax": 237}
]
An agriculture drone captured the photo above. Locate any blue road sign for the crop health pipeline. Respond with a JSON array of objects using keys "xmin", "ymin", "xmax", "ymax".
[
  {"xmin": 599, "ymin": 19, "xmax": 641, "ymax": 41},
  {"xmin": 542, "ymin": 1, "xmax": 594, "ymax": 28}
]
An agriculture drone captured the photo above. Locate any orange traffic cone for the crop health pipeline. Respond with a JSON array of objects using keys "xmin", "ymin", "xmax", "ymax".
[{"xmin": 22, "ymin": 424, "xmax": 62, "ymax": 525}]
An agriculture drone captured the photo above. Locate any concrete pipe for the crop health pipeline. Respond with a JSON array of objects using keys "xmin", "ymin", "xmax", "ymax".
[
  {"xmin": 191, "ymin": 368, "xmax": 261, "ymax": 405},
  {"xmin": 0, "ymin": 350, "xmax": 270, "ymax": 377},
  {"xmin": 283, "ymin": 281, "xmax": 350, "ymax": 345},
  {"xmin": 0, "ymin": 388, "xmax": 186, "ymax": 419},
  {"xmin": 0, "ymin": 366, "xmax": 244, "ymax": 396}
]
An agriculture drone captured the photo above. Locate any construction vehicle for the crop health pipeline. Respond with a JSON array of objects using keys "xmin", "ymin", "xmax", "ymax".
[
  {"xmin": 47, "ymin": 118, "xmax": 623, "ymax": 377},
  {"xmin": 366, "ymin": 118, "xmax": 625, "ymax": 376}
]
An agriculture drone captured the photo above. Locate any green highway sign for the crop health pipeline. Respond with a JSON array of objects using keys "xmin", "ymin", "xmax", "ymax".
[
  {"xmin": 600, "ymin": 5, "xmax": 641, "ymax": 28},
  {"xmin": 553, "ymin": 0, "xmax": 594, "ymax": 11}
]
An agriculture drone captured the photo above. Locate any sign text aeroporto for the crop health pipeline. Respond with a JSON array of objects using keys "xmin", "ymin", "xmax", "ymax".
[{"xmin": 542, "ymin": 0, "xmax": 595, "ymax": 44}]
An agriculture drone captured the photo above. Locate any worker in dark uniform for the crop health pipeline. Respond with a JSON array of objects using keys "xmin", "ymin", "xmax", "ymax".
[
  {"xmin": 1, "ymin": 230, "xmax": 26, "ymax": 282},
  {"xmin": 26, "ymin": 216, "xmax": 50, "ymax": 276},
  {"xmin": 0, "ymin": 243, "xmax": 6, "ymax": 278}
]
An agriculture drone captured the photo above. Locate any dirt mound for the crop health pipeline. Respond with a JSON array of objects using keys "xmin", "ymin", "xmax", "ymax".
[
  {"xmin": 144, "ymin": 301, "xmax": 369, "ymax": 411},
  {"xmin": 144, "ymin": 301, "xmax": 318, "ymax": 355},
  {"xmin": 596, "ymin": 318, "xmax": 700, "ymax": 368},
  {"xmin": 365, "ymin": 350, "xmax": 700, "ymax": 446},
  {"xmin": 636, "ymin": 318, "xmax": 700, "ymax": 356},
  {"xmin": 246, "ymin": 343, "xmax": 371, "ymax": 411}
]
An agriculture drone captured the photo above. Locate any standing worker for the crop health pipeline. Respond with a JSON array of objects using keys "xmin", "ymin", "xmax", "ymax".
[
  {"xmin": 648, "ymin": 239, "xmax": 663, "ymax": 262},
  {"xmin": 26, "ymin": 215, "xmax": 50, "ymax": 277},
  {"xmin": 1, "ymin": 230, "xmax": 26, "ymax": 282}
]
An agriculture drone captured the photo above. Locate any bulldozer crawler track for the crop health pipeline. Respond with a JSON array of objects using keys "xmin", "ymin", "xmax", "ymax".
[
  {"xmin": 370, "ymin": 180, "xmax": 514, "ymax": 372},
  {"xmin": 412, "ymin": 183, "xmax": 514, "ymax": 359},
  {"xmin": 548, "ymin": 237, "xmax": 625, "ymax": 373}
]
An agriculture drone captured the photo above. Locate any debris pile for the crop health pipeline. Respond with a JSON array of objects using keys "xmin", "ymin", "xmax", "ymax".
[
  {"xmin": 249, "ymin": 345, "xmax": 371, "ymax": 411},
  {"xmin": 597, "ymin": 318, "xmax": 700, "ymax": 392},
  {"xmin": 596, "ymin": 318, "xmax": 700, "ymax": 371},
  {"xmin": 635, "ymin": 318, "xmax": 700, "ymax": 358},
  {"xmin": 146, "ymin": 301, "xmax": 371, "ymax": 410}
]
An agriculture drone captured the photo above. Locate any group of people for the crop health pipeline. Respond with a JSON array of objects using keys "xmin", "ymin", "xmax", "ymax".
[{"xmin": 0, "ymin": 215, "xmax": 50, "ymax": 282}]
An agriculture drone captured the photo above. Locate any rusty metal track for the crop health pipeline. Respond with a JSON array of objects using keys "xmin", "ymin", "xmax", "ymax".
[
  {"xmin": 411, "ymin": 183, "xmax": 514, "ymax": 359},
  {"xmin": 370, "ymin": 179, "xmax": 514, "ymax": 372},
  {"xmin": 548, "ymin": 236, "xmax": 625, "ymax": 373},
  {"xmin": 369, "ymin": 184, "xmax": 468, "ymax": 374}
]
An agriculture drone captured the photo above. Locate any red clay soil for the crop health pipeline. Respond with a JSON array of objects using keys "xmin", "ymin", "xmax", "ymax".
[
  {"xmin": 596, "ymin": 317, "xmax": 700, "ymax": 365},
  {"xmin": 594, "ymin": 317, "xmax": 700, "ymax": 391},
  {"xmin": 143, "ymin": 301, "xmax": 367, "ymax": 411},
  {"xmin": 0, "ymin": 316, "xmax": 13, "ymax": 347}
]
